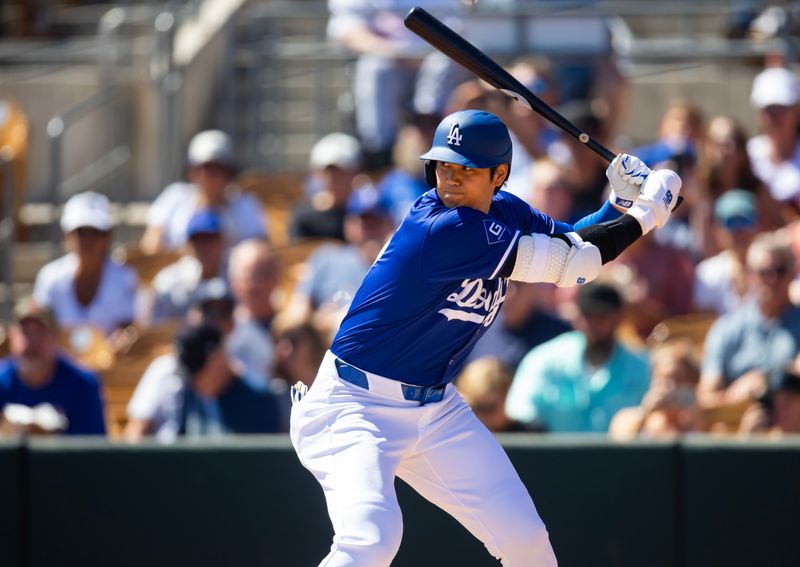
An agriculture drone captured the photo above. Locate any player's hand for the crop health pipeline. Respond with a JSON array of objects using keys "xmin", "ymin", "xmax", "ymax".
[
  {"xmin": 606, "ymin": 153, "xmax": 651, "ymax": 211},
  {"xmin": 626, "ymin": 169, "xmax": 682, "ymax": 233}
]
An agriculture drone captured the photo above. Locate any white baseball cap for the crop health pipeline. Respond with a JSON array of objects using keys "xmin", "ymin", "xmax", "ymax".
[
  {"xmin": 750, "ymin": 67, "xmax": 800, "ymax": 109},
  {"xmin": 187, "ymin": 129, "xmax": 237, "ymax": 169},
  {"xmin": 309, "ymin": 133, "xmax": 362, "ymax": 171},
  {"xmin": 60, "ymin": 191, "xmax": 113, "ymax": 233}
]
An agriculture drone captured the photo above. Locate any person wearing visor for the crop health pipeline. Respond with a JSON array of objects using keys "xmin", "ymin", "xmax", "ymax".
[
  {"xmin": 290, "ymin": 109, "xmax": 682, "ymax": 566},
  {"xmin": 141, "ymin": 130, "xmax": 266, "ymax": 252},
  {"xmin": 33, "ymin": 191, "xmax": 138, "ymax": 337}
]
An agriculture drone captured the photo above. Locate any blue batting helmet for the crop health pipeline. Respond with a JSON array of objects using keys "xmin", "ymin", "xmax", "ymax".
[{"xmin": 420, "ymin": 109, "xmax": 512, "ymax": 189}]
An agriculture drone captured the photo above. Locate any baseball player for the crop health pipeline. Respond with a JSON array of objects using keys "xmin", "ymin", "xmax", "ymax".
[{"xmin": 290, "ymin": 109, "xmax": 681, "ymax": 566}]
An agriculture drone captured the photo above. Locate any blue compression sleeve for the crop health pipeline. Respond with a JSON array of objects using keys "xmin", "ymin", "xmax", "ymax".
[{"xmin": 551, "ymin": 200, "xmax": 621, "ymax": 233}]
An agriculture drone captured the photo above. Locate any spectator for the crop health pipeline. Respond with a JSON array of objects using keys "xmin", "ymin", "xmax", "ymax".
[
  {"xmin": 271, "ymin": 319, "xmax": 328, "ymax": 389},
  {"xmin": 739, "ymin": 358, "xmax": 800, "ymax": 435},
  {"xmin": 368, "ymin": 118, "xmax": 433, "ymax": 225},
  {"xmin": 527, "ymin": 158, "xmax": 580, "ymax": 224},
  {"xmin": 693, "ymin": 190, "xmax": 760, "ymax": 315},
  {"xmin": 466, "ymin": 281, "xmax": 571, "ymax": 373},
  {"xmin": 227, "ymin": 239, "xmax": 281, "ymax": 387},
  {"xmin": 258, "ymin": 317, "xmax": 327, "ymax": 432},
  {"xmin": 506, "ymin": 283, "xmax": 649, "ymax": 433},
  {"xmin": 0, "ymin": 297, "xmax": 105, "ymax": 436},
  {"xmin": 33, "ymin": 191, "xmax": 138, "ymax": 337},
  {"xmin": 125, "ymin": 277, "xmax": 255, "ymax": 439},
  {"xmin": 699, "ymin": 231, "xmax": 800, "ymax": 408},
  {"xmin": 140, "ymin": 130, "xmax": 266, "ymax": 252},
  {"xmin": 634, "ymin": 100, "xmax": 704, "ymax": 168},
  {"xmin": 327, "ymin": 0, "xmax": 465, "ymax": 170},
  {"xmin": 700, "ymin": 116, "xmax": 763, "ymax": 198},
  {"xmin": 606, "ymin": 225, "xmax": 695, "ymax": 340},
  {"xmin": 457, "ymin": 357, "xmax": 536, "ymax": 432},
  {"xmin": 610, "ymin": 340, "xmax": 702, "ymax": 439},
  {"xmin": 124, "ymin": 324, "xmax": 279, "ymax": 442},
  {"xmin": 146, "ymin": 209, "xmax": 228, "ymax": 324},
  {"xmin": 552, "ymin": 102, "xmax": 612, "ymax": 216},
  {"xmin": 696, "ymin": 115, "xmax": 781, "ymax": 255},
  {"xmin": 290, "ymin": 133, "xmax": 362, "ymax": 241},
  {"xmin": 746, "ymin": 67, "xmax": 800, "ymax": 205},
  {"xmin": 287, "ymin": 187, "xmax": 395, "ymax": 335}
]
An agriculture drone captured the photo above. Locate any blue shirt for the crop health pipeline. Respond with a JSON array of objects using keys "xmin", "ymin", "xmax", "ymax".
[
  {"xmin": 702, "ymin": 302, "xmax": 800, "ymax": 386},
  {"xmin": 0, "ymin": 355, "xmax": 106, "ymax": 435},
  {"xmin": 331, "ymin": 189, "xmax": 619, "ymax": 386},
  {"xmin": 506, "ymin": 331, "xmax": 650, "ymax": 432}
]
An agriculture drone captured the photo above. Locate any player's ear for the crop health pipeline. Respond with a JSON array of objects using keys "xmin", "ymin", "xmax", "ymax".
[{"xmin": 492, "ymin": 163, "xmax": 510, "ymax": 188}]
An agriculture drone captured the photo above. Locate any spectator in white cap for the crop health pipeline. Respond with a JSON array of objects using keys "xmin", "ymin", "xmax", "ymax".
[
  {"xmin": 33, "ymin": 191, "xmax": 138, "ymax": 337},
  {"xmin": 140, "ymin": 129, "xmax": 267, "ymax": 253},
  {"xmin": 289, "ymin": 132, "xmax": 363, "ymax": 242},
  {"xmin": 746, "ymin": 67, "xmax": 800, "ymax": 205}
]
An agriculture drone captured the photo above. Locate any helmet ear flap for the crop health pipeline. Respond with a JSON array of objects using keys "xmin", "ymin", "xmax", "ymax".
[{"xmin": 424, "ymin": 160, "xmax": 437, "ymax": 189}]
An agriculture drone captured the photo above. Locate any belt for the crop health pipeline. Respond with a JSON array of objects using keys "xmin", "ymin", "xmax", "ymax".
[{"xmin": 333, "ymin": 357, "xmax": 446, "ymax": 405}]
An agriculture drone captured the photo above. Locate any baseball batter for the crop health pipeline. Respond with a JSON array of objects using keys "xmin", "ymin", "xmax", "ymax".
[{"xmin": 290, "ymin": 109, "xmax": 681, "ymax": 566}]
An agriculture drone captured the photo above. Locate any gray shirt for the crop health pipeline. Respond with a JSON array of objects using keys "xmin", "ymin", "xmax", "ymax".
[{"xmin": 702, "ymin": 302, "xmax": 800, "ymax": 386}]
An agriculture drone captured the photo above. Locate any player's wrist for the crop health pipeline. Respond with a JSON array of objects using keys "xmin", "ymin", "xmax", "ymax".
[
  {"xmin": 608, "ymin": 189, "xmax": 635, "ymax": 213},
  {"xmin": 626, "ymin": 205, "xmax": 657, "ymax": 234}
]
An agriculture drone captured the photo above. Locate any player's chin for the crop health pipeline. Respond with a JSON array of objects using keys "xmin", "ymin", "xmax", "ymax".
[{"xmin": 440, "ymin": 191, "xmax": 466, "ymax": 207}]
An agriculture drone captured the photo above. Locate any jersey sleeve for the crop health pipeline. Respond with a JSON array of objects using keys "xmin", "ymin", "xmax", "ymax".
[{"xmin": 421, "ymin": 208, "xmax": 520, "ymax": 282}]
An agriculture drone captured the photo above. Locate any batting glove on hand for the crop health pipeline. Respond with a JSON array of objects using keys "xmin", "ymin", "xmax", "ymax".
[
  {"xmin": 606, "ymin": 154, "xmax": 651, "ymax": 211},
  {"xmin": 291, "ymin": 381, "xmax": 309, "ymax": 405},
  {"xmin": 626, "ymin": 169, "xmax": 682, "ymax": 234}
]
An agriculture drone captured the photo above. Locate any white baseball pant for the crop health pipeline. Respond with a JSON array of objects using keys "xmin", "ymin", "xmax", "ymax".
[{"xmin": 290, "ymin": 351, "xmax": 557, "ymax": 567}]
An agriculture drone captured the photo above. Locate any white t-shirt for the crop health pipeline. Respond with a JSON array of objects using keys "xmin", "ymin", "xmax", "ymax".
[
  {"xmin": 226, "ymin": 317, "xmax": 275, "ymax": 391},
  {"xmin": 747, "ymin": 135, "xmax": 800, "ymax": 202},
  {"xmin": 33, "ymin": 253, "xmax": 139, "ymax": 335},
  {"xmin": 328, "ymin": 0, "xmax": 460, "ymax": 49},
  {"xmin": 146, "ymin": 182, "xmax": 267, "ymax": 250},
  {"xmin": 692, "ymin": 251, "xmax": 753, "ymax": 315},
  {"xmin": 127, "ymin": 353, "xmax": 185, "ymax": 442},
  {"xmin": 146, "ymin": 256, "xmax": 205, "ymax": 322}
]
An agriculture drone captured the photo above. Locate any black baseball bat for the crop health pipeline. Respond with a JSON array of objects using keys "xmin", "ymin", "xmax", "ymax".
[
  {"xmin": 404, "ymin": 6, "xmax": 616, "ymax": 162},
  {"xmin": 404, "ymin": 7, "xmax": 683, "ymax": 210}
]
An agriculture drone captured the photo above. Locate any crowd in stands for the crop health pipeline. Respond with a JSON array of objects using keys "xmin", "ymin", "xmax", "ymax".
[{"xmin": 3, "ymin": 5, "xmax": 800, "ymax": 442}]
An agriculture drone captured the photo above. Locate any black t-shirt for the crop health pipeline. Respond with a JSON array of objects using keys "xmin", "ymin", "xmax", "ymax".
[{"xmin": 289, "ymin": 204, "xmax": 347, "ymax": 241}]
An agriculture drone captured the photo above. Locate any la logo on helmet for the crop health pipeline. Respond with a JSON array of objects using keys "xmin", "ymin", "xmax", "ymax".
[{"xmin": 447, "ymin": 123, "xmax": 462, "ymax": 147}]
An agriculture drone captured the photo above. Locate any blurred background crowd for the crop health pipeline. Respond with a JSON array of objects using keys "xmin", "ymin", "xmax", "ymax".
[{"xmin": 1, "ymin": 0, "xmax": 800, "ymax": 441}]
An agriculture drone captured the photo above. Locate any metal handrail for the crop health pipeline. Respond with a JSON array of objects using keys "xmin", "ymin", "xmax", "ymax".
[
  {"xmin": 0, "ymin": 155, "xmax": 15, "ymax": 322},
  {"xmin": 45, "ymin": 85, "xmax": 127, "ymax": 253}
]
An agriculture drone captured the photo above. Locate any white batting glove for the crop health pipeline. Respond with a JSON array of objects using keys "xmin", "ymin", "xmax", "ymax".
[
  {"xmin": 606, "ymin": 154, "xmax": 651, "ymax": 211},
  {"xmin": 290, "ymin": 381, "xmax": 309, "ymax": 405},
  {"xmin": 626, "ymin": 169, "xmax": 682, "ymax": 234}
]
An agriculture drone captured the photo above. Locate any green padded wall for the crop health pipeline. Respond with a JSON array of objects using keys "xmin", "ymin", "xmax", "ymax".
[
  {"xmin": 0, "ymin": 440, "xmax": 23, "ymax": 567},
  {"xmin": 681, "ymin": 438, "xmax": 800, "ymax": 567}
]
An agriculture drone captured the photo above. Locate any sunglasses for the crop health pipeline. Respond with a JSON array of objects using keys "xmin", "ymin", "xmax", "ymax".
[
  {"xmin": 755, "ymin": 265, "xmax": 791, "ymax": 279},
  {"xmin": 73, "ymin": 227, "xmax": 109, "ymax": 238}
]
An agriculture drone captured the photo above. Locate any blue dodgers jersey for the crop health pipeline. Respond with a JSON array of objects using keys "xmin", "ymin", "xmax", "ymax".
[{"xmin": 331, "ymin": 189, "xmax": 617, "ymax": 386}]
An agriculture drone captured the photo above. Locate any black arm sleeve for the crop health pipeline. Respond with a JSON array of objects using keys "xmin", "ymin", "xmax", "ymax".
[
  {"xmin": 557, "ymin": 214, "xmax": 644, "ymax": 264},
  {"xmin": 497, "ymin": 215, "xmax": 644, "ymax": 278}
]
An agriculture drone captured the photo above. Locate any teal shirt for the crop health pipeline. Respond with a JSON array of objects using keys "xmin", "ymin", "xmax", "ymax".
[{"xmin": 506, "ymin": 331, "xmax": 650, "ymax": 432}]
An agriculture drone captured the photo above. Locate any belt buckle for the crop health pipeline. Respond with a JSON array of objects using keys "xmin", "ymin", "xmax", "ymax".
[{"xmin": 419, "ymin": 384, "xmax": 445, "ymax": 405}]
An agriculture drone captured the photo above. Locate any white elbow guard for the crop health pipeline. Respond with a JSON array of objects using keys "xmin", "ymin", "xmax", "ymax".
[{"xmin": 509, "ymin": 232, "xmax": 602, "ymax": 287}]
